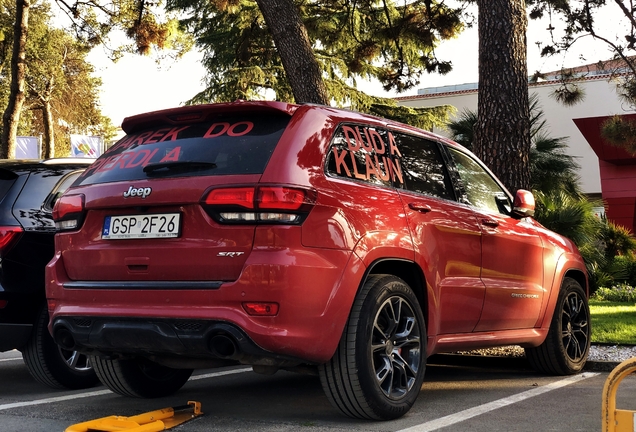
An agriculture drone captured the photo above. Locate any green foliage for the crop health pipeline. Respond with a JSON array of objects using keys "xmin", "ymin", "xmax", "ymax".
[
  {"xmin": 446, "ymin": 109, "xmax": 476, "ymax": 149},
  {"xmin": 534, "ymin": 191, "xmax": 603, "ymax": 247},
  {"xmin": 548, "ymin": 69, "xmax": 585, "ymax": 107},
  {"xmin": 530, "ymin": 133, "xmax": 581, "ymax": 196},
  {"xmin": 600, "ymin": 222, "xmax": 636, "ymax": 260},
  {"xmin": 612, "ymin": 254, "xmax": 636, "ymax": 286},
  {"xmin": 534, "ymin": 192, "xmax": 636, "ymax": 293},
  {"xmin": 617, "ymin": 76, "xmax": 636, "ymax": 106},
  {"xmin": 532, "ymin": 192, "xmax": 635, "ymax": 294},
  {"xmin": 601, "ymin": 116, "xmax": 636, "ymax": 155},
  {"xmin": 367, "ymin": 104, "xmax": 455, "ymax": 131},
  {"xmin": 586, "ymin": 237, "xmax": 636, "ymax": 291},
  {"xmin": 168, "ymin": 0, "xmax": 465, "ymax": 104},
  {"xmin": 592, "ymin": 285, "xmax": 636, "ymax": 303},
  {"xmin": 589, "ymin": 300, "xmax": 636, "ymax": 345},
  {"xmin": 54, "ymin": 0, "xmax": 193, "ymax": 61},
  {"xmin": 0, "ymin": 0, "xmax": 115, "ymax": 156}
]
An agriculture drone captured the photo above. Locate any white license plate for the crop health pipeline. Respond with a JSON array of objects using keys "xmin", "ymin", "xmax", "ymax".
[{"xmin": 102, "ymin": 213, "xmax": 181, "ymax": 239}]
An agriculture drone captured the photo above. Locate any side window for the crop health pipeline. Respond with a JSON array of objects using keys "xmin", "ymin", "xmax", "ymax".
[
  {"xmin": 14, "ymin": 168, "xmax": 83, "ymax": 229},
  {"xmin": 326, "ymin": 124, "xmax": 402, "ymax": 188},
  {"xmin": 395, "ymin": 134, "xmax": 454, "ymax": 200},
  {"xmin": 447, "ymin": 147, "xmax": 511, "ymax": 215}
]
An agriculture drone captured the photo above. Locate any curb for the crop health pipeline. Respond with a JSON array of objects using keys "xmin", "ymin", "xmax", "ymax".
[
  {"xmin": 428, "ymin": 353, "xmax": 621, "ymax": 372},
  {"xmin": 584, "ymin": 360, "xmax": 621, "ymax": 372}
]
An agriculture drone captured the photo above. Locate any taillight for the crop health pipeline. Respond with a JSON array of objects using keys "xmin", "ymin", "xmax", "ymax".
[
  {"xmin": 52, "ymin": 194, "xmax": 86, "ymax": 231},
  {"xmin": 0, "ymin": 299, "xmax": 6, "ymax": 309},
  {"xmin": 202, "ymin": 185, "xmax": 316, "ymax": 224},
  {"xmin": 0, "ymin": 226, "xmax": 23, "ymax": 255},
  {"xmin": 258, "ymin": 187, "xmax": 306, "ymax": 210},
  {"xmin": 205, "ymin": 188, "xmax": 255, "ymax": 209}
]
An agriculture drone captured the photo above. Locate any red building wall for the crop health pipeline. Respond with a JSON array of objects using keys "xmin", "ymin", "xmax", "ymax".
[{"xmin": 574, "ymin": 115, "xmax": 636, "ymax": 233}]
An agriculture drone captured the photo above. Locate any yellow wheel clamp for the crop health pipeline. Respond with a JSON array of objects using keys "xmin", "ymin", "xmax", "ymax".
[
  {"xmin": 65, "ymin": 401, "xmax": 203, "ymax": 432},
  {"xmin": 602, "ymin": 357, "xmax": 636, "ymax": 432}
]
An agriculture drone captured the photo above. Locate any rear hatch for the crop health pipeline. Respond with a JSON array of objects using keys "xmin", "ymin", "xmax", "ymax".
[{"xmin": 57, "ymin": 105, "xmax": 295, "ymax": 282}]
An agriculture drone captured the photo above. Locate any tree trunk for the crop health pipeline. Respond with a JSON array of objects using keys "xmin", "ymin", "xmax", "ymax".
[
  {"xmin": 474, "ymin": 0, "xmax": 531, "ymax": 194},
  {"xmin": 2, "ymin": 0, "xmax": 30, "ymax": 159},
  {"xmin": 42, "ymin": 99, "xmax": 55, "ymax": 158},
  {"xmin": 255, "ymin": 0, "xmax": 329, "ymax": 105}
]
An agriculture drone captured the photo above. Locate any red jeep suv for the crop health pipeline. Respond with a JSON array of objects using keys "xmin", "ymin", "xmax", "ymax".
[{"xmin": 46, "ymin": 101, "xmax": 590, "ymax": 420}]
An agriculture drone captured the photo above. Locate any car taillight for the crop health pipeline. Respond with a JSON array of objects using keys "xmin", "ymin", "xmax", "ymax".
[
  {"xmin": 258, "ymin": 187, "xmax": 306, "ymax": 210},
  {"xmin": 202, "ymin": 185, "xmax": 316, "ymax": 224},
  {"xmin": 205, "ymin": 187, "xmax": 255, "ymax": 209},
  {"xmin": 0, "ymin": 226, "xmax": 23, "ymax": 255},
  {"xmin": 52, "ymin": 194, "xmax": 86, "ymax": 231}
]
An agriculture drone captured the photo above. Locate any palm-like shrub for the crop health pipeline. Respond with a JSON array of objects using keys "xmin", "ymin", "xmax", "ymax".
[
  {"xmin": 600, "ymin": 221, "xmax": 636, "ymax": 259},
  {"xmin": 530, "ymin": 134, "xmax": 581, "ymax": 196},
  {"xmin": 533, "ymin": 191, "xmax": 603, "ymax": 247},
  {"xmin": 446, "ymin": 109, "xmax": 476, "ymax": 150},
  {"xmin": 534, "ymin": 191, "xmax": 636, "ymax": 293}
]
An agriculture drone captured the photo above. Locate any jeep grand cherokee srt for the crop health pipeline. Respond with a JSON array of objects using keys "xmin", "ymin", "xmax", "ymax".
[{"xmin": 46, "ymin": 101, "xmax": 590, "ymax": 420}]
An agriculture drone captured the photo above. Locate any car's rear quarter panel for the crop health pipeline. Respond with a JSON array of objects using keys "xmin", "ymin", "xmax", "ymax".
[{"xmin": 259, "ymin": 107, "xmax": 416, "ymax": 353}]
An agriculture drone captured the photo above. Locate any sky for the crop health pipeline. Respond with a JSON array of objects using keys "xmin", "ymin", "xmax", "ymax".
[{"xmin": 85, "ymin": 4, "xmax": 622, "ymax": 129}]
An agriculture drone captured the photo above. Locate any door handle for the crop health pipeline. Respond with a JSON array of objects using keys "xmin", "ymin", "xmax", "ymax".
[
  {"xmin": 481, "ymin": 218, "xmax": 499, "ymax": 228},
  {"xmin": 408, "ymin": 203, "xmax": 432, "ymax": 213}
]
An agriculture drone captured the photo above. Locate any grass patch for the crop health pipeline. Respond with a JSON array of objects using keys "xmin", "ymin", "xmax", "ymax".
[{"xmin": 589, "ymin": 300, "xmax": 636, "ymax": 345}]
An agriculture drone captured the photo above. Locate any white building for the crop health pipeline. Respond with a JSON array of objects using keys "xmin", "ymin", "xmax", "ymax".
[{"xmin": 396, "ymin": 69, "xmax": 635, "ymax": 198}]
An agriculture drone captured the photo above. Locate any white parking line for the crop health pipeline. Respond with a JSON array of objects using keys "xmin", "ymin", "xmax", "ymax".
[
  {"xmin": 189, "ymin": 367, "xmax": 252, "ymax": 381},
  {"xmin": 0, "ymin": 357, "xmax": 21, "ymax": 363},
  {"xmin": 0, "ymin": 367, "xmax": 252, "ymax": 411},
  {"xmin": 397, "ymin": 372, "xmax": 600, "ymax": 432},
  {"xmin": 0, "ymin": 389, "xmax": 112, "ymax": 411}
]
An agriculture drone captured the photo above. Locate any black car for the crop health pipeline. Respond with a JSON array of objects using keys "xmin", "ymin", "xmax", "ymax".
[{"xmin": 0, "ymin": 158, "xmax": 98, "ymax": 389}]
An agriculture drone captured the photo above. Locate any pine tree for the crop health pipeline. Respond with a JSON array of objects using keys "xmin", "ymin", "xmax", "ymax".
[{"xmin": 168, "ymin": 0, "xmax": 464, "ymax": 115}]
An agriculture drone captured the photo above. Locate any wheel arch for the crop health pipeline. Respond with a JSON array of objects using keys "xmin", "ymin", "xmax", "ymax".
[
  {"xmin": 564, "ymin": 268, "xmax": 589, "ymax": 297},
  {"xmin": 537, "ymin": 251, "xmax": 589, "ymax": 330},
  {"xmin": 366, "ymin": 258, "xmax": 428, "ymax": 330}
]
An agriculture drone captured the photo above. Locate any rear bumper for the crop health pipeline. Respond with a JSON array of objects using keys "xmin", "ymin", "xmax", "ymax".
[
  {"xmin": 51, "ymin": 316, "xmax": 303, "ymax": 365},
  {"xmin": 45, "ymin": 247, "xmax": 366, "ymax": 364}
]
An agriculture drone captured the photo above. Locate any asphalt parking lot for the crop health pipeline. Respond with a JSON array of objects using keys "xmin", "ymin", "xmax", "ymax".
[{"xmin": 1, "ymin": 349, "xmax": 634, "ymax": 432}]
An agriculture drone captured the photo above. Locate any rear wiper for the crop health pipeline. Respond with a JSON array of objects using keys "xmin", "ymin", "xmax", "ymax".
[{"xmin": 143, "ymin": 161, "xmax": 217, "ymax": 174}]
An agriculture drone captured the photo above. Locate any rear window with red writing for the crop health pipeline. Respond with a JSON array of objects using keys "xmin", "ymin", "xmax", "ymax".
[{"xmin": 74, "ymin": 114, "xmax": 291, "ymax": 186}]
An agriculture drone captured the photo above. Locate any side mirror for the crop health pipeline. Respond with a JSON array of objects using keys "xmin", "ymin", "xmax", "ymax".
[{"xmin": 513, "ymin": 189, "xmax": 535, "ymax": 218}]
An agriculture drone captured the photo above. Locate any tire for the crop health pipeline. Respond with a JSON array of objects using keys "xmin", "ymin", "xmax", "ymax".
[
  {"xmin": 318, "ymin": 274, "xmax": 427, "ymax": 420},
  {"xmin": 525, "ymin": 277, "xmax": 591, "ymax": 375},
  {"xmin": 91, "ymin": 355, "xmax": 193, "ymax": 398},
  {"xmin": 22, "ymin": 306, "xmax": 99, "ymax": 390}
]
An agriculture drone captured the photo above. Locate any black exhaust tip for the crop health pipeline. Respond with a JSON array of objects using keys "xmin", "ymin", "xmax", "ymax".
[
  {"xmin": 54, "ymin": 328, "xmax": 76, "ymax": 350},
  {"xmin": 209, "ymin": 334, "xmax": 238, "ymax": 358}
]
